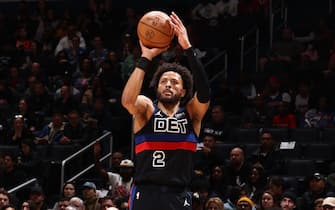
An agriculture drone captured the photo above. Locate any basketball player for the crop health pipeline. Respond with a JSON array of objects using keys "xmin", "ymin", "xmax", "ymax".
[{"xmin": 121, "ymin": 11, "xmax": 210, "ymax": 210}]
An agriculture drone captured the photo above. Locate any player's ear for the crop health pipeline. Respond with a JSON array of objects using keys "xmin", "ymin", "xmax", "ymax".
[{"xmin": 181, "ymin": 89, "xmax": 186, "ymax": 98}]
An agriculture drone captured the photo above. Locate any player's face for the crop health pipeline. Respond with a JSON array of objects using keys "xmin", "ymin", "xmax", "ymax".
[{"xmin": 157, "ymin": 71, "xmax": 185, "ymax": 104}]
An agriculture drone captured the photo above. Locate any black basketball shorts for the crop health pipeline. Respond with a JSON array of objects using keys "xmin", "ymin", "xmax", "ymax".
[{"xmin": 129, "ymin": 185, "xmax": 192, "ymax": 210}]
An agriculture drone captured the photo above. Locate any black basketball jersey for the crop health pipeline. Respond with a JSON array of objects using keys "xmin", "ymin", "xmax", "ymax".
[{"xmin": 134, "ymin": 103, "xmax": 198, "ymax": 187}]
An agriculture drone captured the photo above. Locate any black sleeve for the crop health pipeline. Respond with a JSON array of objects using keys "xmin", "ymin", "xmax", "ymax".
[{"xmin": 185, "ymin": 47, "xmax": 210, "ymax": 103}]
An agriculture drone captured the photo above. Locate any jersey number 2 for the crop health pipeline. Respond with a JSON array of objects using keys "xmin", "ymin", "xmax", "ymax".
[{"xmin": 152, "ymin": 150, "xmax": 165, "ymax": 167}]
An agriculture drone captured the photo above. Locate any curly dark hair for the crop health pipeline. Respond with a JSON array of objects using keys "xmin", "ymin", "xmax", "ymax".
[{"xmin": 150, "ymin": 62, "xmax": 193, "ymax": 106}]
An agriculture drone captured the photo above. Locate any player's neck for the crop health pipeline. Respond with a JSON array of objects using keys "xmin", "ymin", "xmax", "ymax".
[{"xmin": 158, "ymin": 102, "xmax": 180, "ymax": 117}]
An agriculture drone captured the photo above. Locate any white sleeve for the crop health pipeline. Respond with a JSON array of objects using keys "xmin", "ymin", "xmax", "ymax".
[{"xmin": 107, "ymin": 172, "xmax": 121, "ymax": 187}]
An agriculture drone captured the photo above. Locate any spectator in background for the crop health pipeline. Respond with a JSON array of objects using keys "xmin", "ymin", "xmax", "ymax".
[
  {"xmin": 224, "ymin": 185, "xmax": 243, "ymax": 210},
  {"xmin": 89, "ymin": 36, "xmax": 109, "ymax": 71},
  {"xmin": 61, "ymin": 110, "xmax": 86, "ymax": 146},
  {"xmin": 249, "ymin": 129, "xmax": 283, "ymax": 176},
  {"xmin": 241, "ymin": 93, "xmax": 272, "ymax": 128},
  {"xmin": 271, "ymin": 101, "xmax": 297, "ymax": 129},
  {"xmin": 259, "ymin": 190, "xmax": 277, "ymax": 210},
  {"xmin": 69, "ymin": 197, "xmax": 84, "ymax": 210},
  {"xmin": 54, "ymin": 23, "xmax": 86, "ymax": 56},
  {"xmin": 51, "ymin": 182, "xmax": 77, "ymax": 210},
  {"xmin": 225, "ymin": 145, "xmax": 251, "ymax": 188},
  {"xmin": 314, "ymin": 198, "xmax": 324, "ymax": 210},
  {"xmin": 301, "ymin": 173, "xmax": 329, "ymax": 210},
  {"xmin": 65, "ymin": 35, "xmax": 87, "ymax": 74},
  {"xmin": 237, "ymin": 196, "xmax": 255, "ymax": 210},
  {"xmin": 94, "ymin": 143, "xmax": 134, "ymax": 199},
  {"xmin": 26, "ymin": 81, "xmax": 53, "ymax": 119},
  {"xmin": 268, "ymin": 176, "xmax": 285, "ymax": 207},
  {"xmin": 279, "ymin": 191, "xmax": 297, "ymax": 210},
  {"xmin": 52, "ymin": 84, "xmax": 80, "ymax": 116},
  {"xmin": 201, "ymin": 104, "xmax": 232, "ymax": 142},
  {"xmin": 294, "ymin": 81, "xmax": 313, "ymax": 126},
  {"xmin": 303, "ymin": 95, "xmax": 335, "ymax": 128},
  {"xmin": 14, "ymin": 98, "xmax": 40, "ymax": 132},
  {"xmin": 84, "ymin": 97, "xmax": 112, "ymax": 133},
  {"xmin": 0, "ymin": 189, "xmax": 10, "ymax": 210},
  {"xmin": 205, "ymin": 197, "xmax": 224, "ymax": 210},
  {"xmin": 243, "ymin": 163, "xmax": 267, "ymax": 204},
  {"xmin": 5, "ymin": 115, "xmax": 33, "ymax": 145},
  {"xmin": 29, "ymin": 185, "xmax": 48, "ymax": 210},
  {"xmin": 34, "ymin": 112, "xmax": 65, "ymax": 145},
  {"xmin": 17, "ymin": 138, "xmax": 41, "ymax": 179},
  {"xmin": 7, "ymin": 65, "xmax": 26, "ymax": 96},
  {"xmin": 81, "ymin": 182, "xmax": 100, "ymax": 210},
  {"xmin": 263, "ymin": 76, "xmax": 292, "ymax": 119},
  {"xmin": 0, "ymin": 152, "xmax": 27, "ymax": 190},
  {"xmin": 321, "ymin": 197, "xmax": 335, "ymax": 210},
  {"xmin": 99, "ymin": 196, "xmax": 116, "ymax": 210},
  {"xmin": 72, "ymin": 57, "xmax": 94, "ymax": 93},
  {"xmin": 208, "ymin": 164, "xmax": 227, "ymax": 201},
  {"xmin": 0, "ymin": 80, "xmax": 18, "ymax": 119},
  {"xmin": 194, "ymin": 134, "xmax": 223, "ymax": 176}
]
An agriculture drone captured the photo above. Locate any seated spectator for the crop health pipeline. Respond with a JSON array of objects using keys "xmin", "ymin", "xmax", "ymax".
[
  {"xmin": 83, "ymin": 97, "xmax": 113, "ymax": 134},
  {"xmin": 201, "ymin": 104, "xmax": 232, "ymax": 142},
  {"xmin": 194, "ymin": 134, "xmax": 224, "ymax": 176},
  {"xmin": 17, "ymin": 138, "xmax": 41, "ymax": 179},
  {"xmin": 89, "ymin": 36, "xmax": 109, "ymax": 71},
  {"xmin": 14, "ymin": 98, "xmax": 41, "ymax": 132},
  {"xmin": 81, "ymin": 182, "xmax": 100, "ymax": 210},
  {"xmin": 50, "ymin": 182, "xmax": 77, "ymax": 210},
  {"xmin": 321, "ymin": 197, "xmax": 335, "ymax": 210},
  {"xmin": 243, "ymin": 163, "xmax": 267, "ymax": 204},
  {"xmin": 69, "ymin": 197, "xmax": 84, "ymax": 210},
  {"xmin": 0, "ymin": 189, "xmax": 10, "ymax": 210},
  {"xmin": 34, "ymin": 112, "xmax": 65, "ymax": 145},
  {"xmin": 52, "ymin": 84, "xmax": 81, "ymax": 116},
  {"xmin": 314, "ymin": 198, "xmax": 324, "ymax": 210},
  {"xmin": 303, "ymin": 95, "xmax": 335, "ymax": 128},
  {"xmin": 0, "ymin": 80, "xmax": 18, "ymax": 119},
  {"xmin": 94, "ymin": 144, "xmax": 134, "ymax": 199},
  {"xmin": 29, "ymin": 185, "xmax": 48, "ymax": 210},
  {"xmin": 54, "ymin": 23, "xmax": 86, "ymax": 56},
  {"xmin": 25, "ymin": 81, "xmax": 53, "ymax": 119},
  {"xmin": 65, "ymin": 35, "xmax": 87, "ymax": 74},
  {"xmin": 249, "ymin": 129, "xmax": 283, "ymax": 176},
  {"xmin": 205, "ymin": 197, "xmax": 224, "ymax": 210},
  {"xmin": 241, "ymin": 93, "xmax": 272, "ymax": 128},
  {"xmin": 73, "ymin": 57, "xmax": 94, "ymax": 94},
  {"xmin": 99, "ymin": 196, "xmax": 116, "ymax": 210},
  {"xmin": 263, "ymin": 76, "xmax": 292, "ymax": 118},
  {"xmin": 4, "ymin": 115, "xmax": 33, "ymax": 145},
  {"xmin": 294, "ymin": 81, "xmax": 313, "ymax": 126},
  {"xmin": 56, "ymin": 197, "xmax": 70, "ymax": 210},
  {"xmin": 224, "ymin": 185, "xmax": 243, "ymax": 210},
  {"xmin": 268, "ymin": 176, "xmax": 285, "ymax": 207},
  {"xmin": 271, "ymin": 101, "xmax": 297, "ymax": 128},
  {"xmin": 208, "ymin": 164, "xmax": 227, "ymax": 200},
  {"xmin": 259, "ymin": 190, "xmax": 277, "ymax": 210},
  {"xmin": 280, "ymin": 191, "xmax": 297, "ymax": 210},
  {"xmin": 237, "ymin": 196, "xmax": 255, "ymax": 210},
  {"xmin": 0, "ymin": 151, "xmax": 27, "ymax": 190},
  {"xmin": 61, "ymin": 110, "xmax": 86, "ymax": 146},
  {"xmin": 224, "ymin": 145, "xmax": 252, "ymax": 187},
  {"xmin": 301, "ymin": 173, "xmax": 330, "ymax": 210}
]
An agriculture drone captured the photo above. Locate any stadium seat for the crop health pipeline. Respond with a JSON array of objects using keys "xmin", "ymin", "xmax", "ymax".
[
  {"xmin": 289, "ymin": 127, "xmax": 320, "ymax": 144},
  {"xmin": 285, "ymin": 159, "xmax": 316, "ymax": 177},
  {"xmin": 233, "ymin": 128, "xmax": 260, "ymax": 143}
]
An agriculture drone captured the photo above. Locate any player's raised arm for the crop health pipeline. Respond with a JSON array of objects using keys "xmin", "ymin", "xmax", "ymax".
[
  {"xmin": 170, "ymin": 12, "xmax": 210, "ymax": 123},
  {"xmin": 121, "ymin": 42, "xmax": 167, "ymax": 118}
]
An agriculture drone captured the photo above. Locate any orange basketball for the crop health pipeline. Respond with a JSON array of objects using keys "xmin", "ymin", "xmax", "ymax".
[{"xmin": 137, "ymin": 11, "xmax": 175, "ymax": 48}]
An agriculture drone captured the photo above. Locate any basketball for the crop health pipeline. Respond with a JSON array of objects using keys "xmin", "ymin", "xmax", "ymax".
[{"xmin": 137, "ymin": 11, "xmax": 175, "ymax": 48}]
